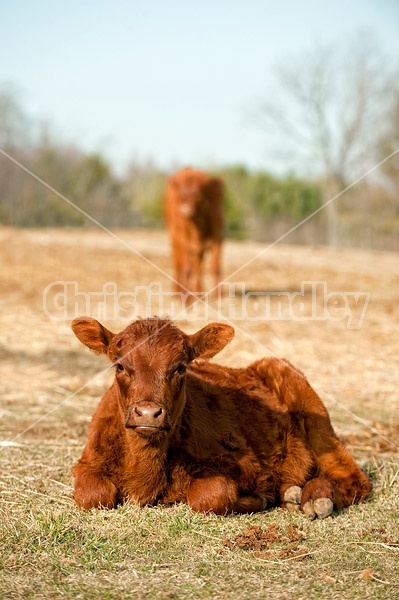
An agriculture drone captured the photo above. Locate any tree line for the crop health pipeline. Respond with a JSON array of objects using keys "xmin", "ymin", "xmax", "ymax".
[
  {"xmin": 0, "ymin": 89, "xmax": 323, "ymax": 239},
  {"xmin": 1, "ymin": 31, "xmax": 398, "ymax": 251}
]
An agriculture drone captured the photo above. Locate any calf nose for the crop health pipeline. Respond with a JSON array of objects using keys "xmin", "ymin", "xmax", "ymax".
[{"xmin": 128, "ymin": 404, "xmax": 165, "ymax": 429}]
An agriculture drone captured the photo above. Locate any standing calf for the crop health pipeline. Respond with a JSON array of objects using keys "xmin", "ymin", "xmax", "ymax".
[
  {"xmin": 164, "ymin": 167, "xmax": 224, "ymax": 296},
  {"xmin": 71, "ymin": 317, "xmax": 371, "ymax": 517}
]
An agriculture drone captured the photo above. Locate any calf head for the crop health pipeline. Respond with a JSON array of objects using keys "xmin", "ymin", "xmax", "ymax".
[
  {"xmin": 172, "ymin": 168, "xmax": 221, "ymax": 219},
  {"xmin": 71, "ymin": 317, "xmax": 234, "ymax": 442},
  {"xmin": 175, "ymin": 174, "xmax": 203, "ymax": 218}
]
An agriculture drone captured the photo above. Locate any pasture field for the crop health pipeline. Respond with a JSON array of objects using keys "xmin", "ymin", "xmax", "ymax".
[{"xmin": 0, "ymin": 227, "xmax": 398, "ymax": 599}]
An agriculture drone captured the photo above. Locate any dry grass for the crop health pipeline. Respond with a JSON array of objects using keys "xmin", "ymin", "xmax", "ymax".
[{"xmin": 0, "ymin": 227, "xmax": 398, "ymax": 599}]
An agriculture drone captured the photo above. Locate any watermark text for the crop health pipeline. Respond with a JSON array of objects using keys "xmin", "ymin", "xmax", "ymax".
[{"xmin": 43, "ymin": 281, "xmax": 370, "ymax": 329}]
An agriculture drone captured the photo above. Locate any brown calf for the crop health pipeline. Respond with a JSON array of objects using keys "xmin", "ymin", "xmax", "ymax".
[
  {"xmin": 71, "ymin": 317, "xmax": 371, "ymax": 517},
  {"xmin": 164, "ymin": 167, "xmax": 224, "ymax": 296}
]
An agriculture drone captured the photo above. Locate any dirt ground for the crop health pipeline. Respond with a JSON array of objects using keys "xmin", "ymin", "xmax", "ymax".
[{"xmin": 0, "ymin": 227, "xmax": 398, "ymax": 461}]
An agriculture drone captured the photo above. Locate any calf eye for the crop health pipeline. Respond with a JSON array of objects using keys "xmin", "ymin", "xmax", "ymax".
[
  {"xmin": 176, "ymin": 364, "xmax": 186, "ymax": 375},
  {"xmin": 116, "ymin": 363, "xmax": 125, "ymax": 372}
]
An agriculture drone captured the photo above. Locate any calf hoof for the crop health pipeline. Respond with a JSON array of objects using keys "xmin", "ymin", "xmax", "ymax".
[
  {"xmin": 314, "ymin": 498, "xmax": 334, "ymax": 518},
  {"xmin": 284, "ymin": 486, "xmax": 302, "ymax": 504},
  {"xmin": 303, "ymin": 501, "xmax": 316, "ymax": 520},
  {"xmin": 283, "ymin": 486, "xmax": 302, "ymax": 512},
  {"xmin": 303, "ymin": 498, "xmax": 333, "ymax": 520},
  {"xmin": 301, "ymin": 478, "xmax": 334, "ymax": 519}
]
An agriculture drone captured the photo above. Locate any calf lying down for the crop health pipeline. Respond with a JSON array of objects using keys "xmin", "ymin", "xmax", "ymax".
[{"xmin": 71, "ymin": 317, "xmax": 371, "ymax": 518}]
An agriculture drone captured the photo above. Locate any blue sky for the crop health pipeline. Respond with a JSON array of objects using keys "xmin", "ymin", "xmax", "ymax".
[{"xmin": 1, "ymin": 0, "xmax": 398, "ymax": 174}]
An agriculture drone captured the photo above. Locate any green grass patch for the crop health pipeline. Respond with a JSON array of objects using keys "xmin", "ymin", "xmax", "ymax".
[{"xmin": 1, "ymin": 449, "xmax": 398, "ymax": 599}]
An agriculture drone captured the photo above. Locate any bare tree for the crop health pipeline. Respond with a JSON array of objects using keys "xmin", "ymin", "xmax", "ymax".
[
  {"xmin": 257, "ymin": 35, "xmax": 396, "ymax": 245},
  {"xmin": 378, "ymin": 90, "xmax": 399, "ymax": 194},
  {"xmin": 0, "ymin": 87, "xmax": 30, "ymax": 224},
  {"xmin": 0, "ymin": 86, "xmax": 30, "ymax": 150}
]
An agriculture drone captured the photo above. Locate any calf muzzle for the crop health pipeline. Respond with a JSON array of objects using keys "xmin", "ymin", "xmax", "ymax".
[{"xmin": 125, "ymin": 404, "xmax": 166, "ymax": 431}]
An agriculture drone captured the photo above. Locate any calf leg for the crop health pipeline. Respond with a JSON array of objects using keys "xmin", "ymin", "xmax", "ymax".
[
  {"xmin": 190, "ymin": 251, "xmax": 204, "ymax": 293},
  {"xmin": 73, "ymin": 463, "xmax": 118, "ymax": 510},
  {"xmin": 281, "ymin": 445, "xmax": 371, "ymax": 519},
  {"xmin": 171, "ymin": 240, "xmax": 187, "ymax": 294},
  {"xmin": 279, "ymin": 435, "xmax": 314, "ymax": 508},
  {"xmin": 280, "ymin": 419, "xmax": 371, "ymax": 518},
  {"xmin": 233, "ymin": 495, "xmax": 268, "ymax": 514},
  {"xmin": 209, "ymin": 241, "xmax": 222, "ymax": 297},
  {"xmin": 303, "ymin": 438, "xmax": 372, "ymax": 512},
  {"xmin": 255, "ymin": 358, "xmax": 371, "ymax": 517},
  {"xmin": 281, "ymin": 420, "xmax": 371, "ymax": 518},
  {"xmin": 187, "ymin": 476, "xmax": 266, "ymax": 515}
]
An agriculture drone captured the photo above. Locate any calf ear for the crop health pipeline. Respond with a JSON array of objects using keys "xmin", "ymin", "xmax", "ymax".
[
  {"xmin": 71, "ymin": 317, "xmax": 114, "ymax": 355},
  {"xmin": 189, "ymin": 323, "xmax": 234, "ymax": 360}
]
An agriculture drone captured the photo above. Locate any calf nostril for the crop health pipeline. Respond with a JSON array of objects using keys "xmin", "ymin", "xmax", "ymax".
[{"xmin": 154, "ymin": 407, "xmax": 163, "ymax": 420}]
